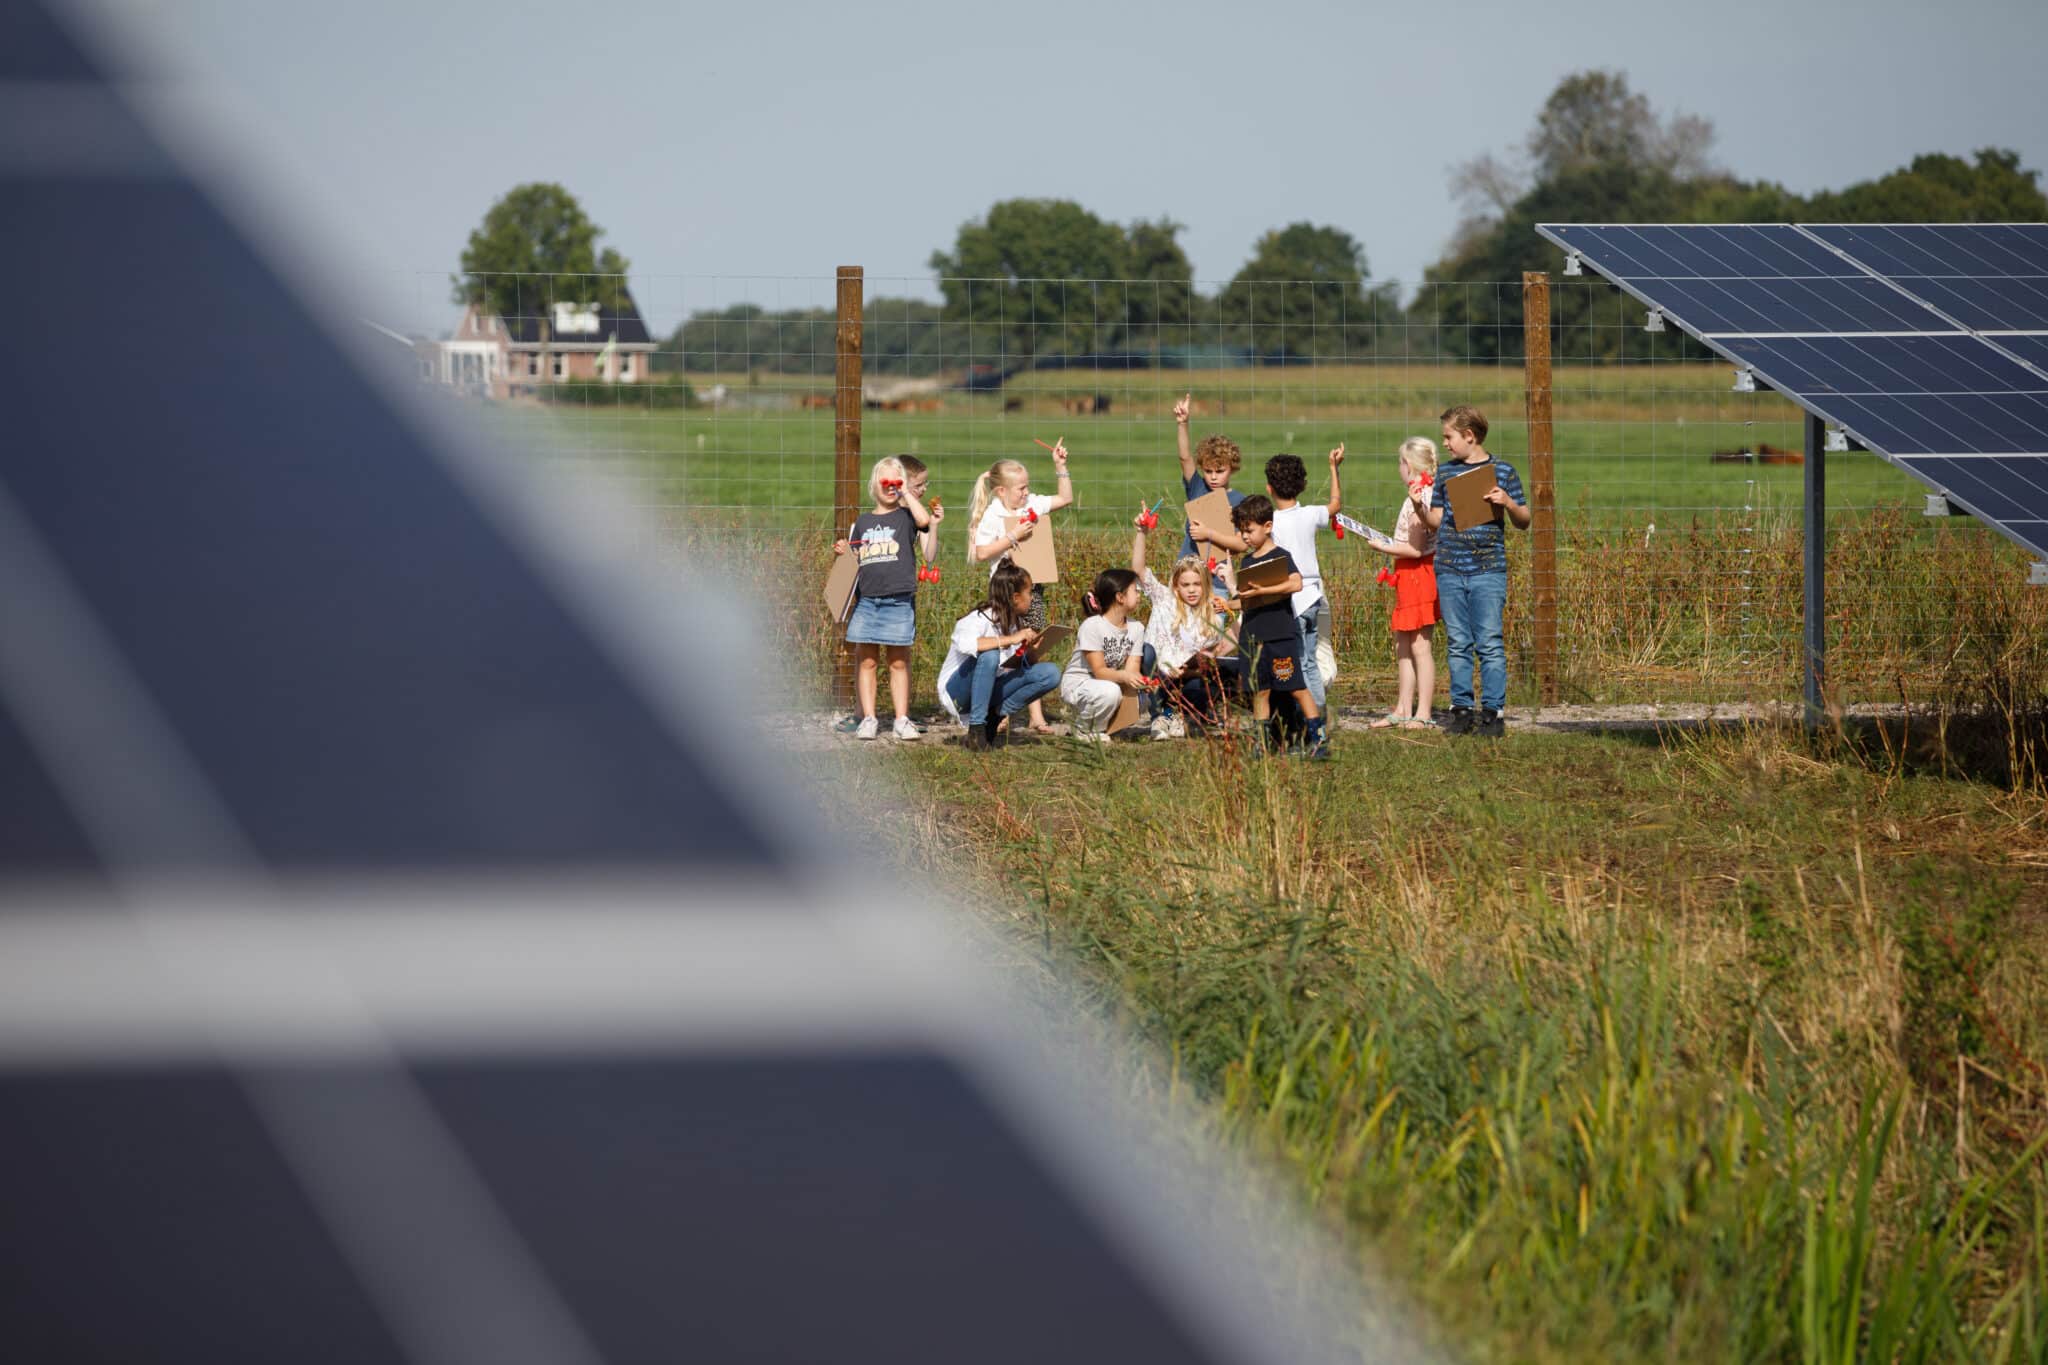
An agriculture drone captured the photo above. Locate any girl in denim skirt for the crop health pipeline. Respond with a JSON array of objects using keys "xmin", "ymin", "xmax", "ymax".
[{"xmin": 838, "ymin": 455, "xmax": 934, "ymax": 740}]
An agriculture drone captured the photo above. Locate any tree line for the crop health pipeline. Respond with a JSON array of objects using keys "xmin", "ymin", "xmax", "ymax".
[{"xmin": 453, "ymin": 70, "xmax": 2046, "ymax": 373}]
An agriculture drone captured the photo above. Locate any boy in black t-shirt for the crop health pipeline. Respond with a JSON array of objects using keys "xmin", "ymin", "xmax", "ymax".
[{"xmin": 1224, "ymin": 496, "xmax": 1330, "ymax": 760}]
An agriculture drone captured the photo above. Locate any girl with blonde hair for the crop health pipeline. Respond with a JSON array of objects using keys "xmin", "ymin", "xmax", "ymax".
[{"xmin": 1366, "ymin": 436, "xmax": 1440, "ymax": 728}]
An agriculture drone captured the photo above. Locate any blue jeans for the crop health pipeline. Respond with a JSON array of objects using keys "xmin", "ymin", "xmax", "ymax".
[
  {"xmin": 1296, "ymin": 602, "xmax": 1326, "ymax": 706},
  {"xmin": 946, "ymin": 651, "xmax": 1061, "ymax": 728},
  {"xmin": 1437, "ymin": 571, "xmax": 1507, "ymax": 712}
]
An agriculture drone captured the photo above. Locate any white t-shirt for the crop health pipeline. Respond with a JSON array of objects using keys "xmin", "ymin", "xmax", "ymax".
[
  {"xmin": 936, "ymin": 608, "xmax": 1019, "ymax": 719},
  {"xmin": 974, "ymin": 493, "xmax": 1057, "ymax": 578},
  {"xmin": 1062, "ymin": 614, "xmax": 1144, "ymax": 690},
  {"xmin": 1271, "ymin": 503, "xmax": 1330, "ymax": 616}
]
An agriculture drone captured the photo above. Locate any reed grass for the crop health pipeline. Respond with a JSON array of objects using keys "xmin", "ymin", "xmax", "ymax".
[{"xmin": 823, "ymin": 721, "xmax": 2048, "ymax": 1363}]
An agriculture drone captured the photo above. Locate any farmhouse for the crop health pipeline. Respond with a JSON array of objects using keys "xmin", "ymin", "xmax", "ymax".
[{"xmin": 431, "ymin": 292, "xmax": 658, "ymax": 396}]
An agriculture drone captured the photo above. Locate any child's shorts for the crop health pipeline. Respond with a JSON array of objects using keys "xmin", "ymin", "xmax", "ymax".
[
  {"xmin": 846, "ymin": 591, "xmax": 917, "ymax": 646},
  {"xmin": 1250, "ymin": 638, "xmax": 1308, "ymax": 693},
  {"xmin": 1390, "ymin": 555, "xmax": 1440, "ymax": 631}
]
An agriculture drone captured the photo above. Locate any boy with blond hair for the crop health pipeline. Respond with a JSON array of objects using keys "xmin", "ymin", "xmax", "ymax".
[{"xmin": 1414, "ymin": 404, "xmax": 1528, "ymax": 737}]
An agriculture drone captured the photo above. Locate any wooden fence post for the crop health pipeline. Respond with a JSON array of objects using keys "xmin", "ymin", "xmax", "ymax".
[
  {"xmin": 834, "ymin": 266, "xmax": 864, "ymax": 712},
  {"xmin": 1523, "ymin": 271, "xmax": 1559, "ymax": 706}
]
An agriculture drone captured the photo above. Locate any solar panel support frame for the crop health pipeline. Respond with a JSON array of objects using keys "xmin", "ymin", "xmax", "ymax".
[
  {"xmin": 2031, "ymin": 562, "xmax": 2048, "ymax": 587},
  {"xmin": 1804, "ymin": 411, "xmax": 1827, "ymax": 726}
]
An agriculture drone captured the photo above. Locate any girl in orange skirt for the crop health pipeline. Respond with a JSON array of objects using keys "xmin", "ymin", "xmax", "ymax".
[{"xmin": 1367, "ymin": 437, "xmax": 1440, "ymax": 728}]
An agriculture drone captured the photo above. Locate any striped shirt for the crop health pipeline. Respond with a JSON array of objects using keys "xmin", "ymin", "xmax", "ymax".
[{"xmin": 1430, "ymin": 459, "xmax": 1524, "ymax": 576}]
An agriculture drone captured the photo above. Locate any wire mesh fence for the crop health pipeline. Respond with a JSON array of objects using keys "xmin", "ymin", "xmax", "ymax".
[{"xmin": 391, "ymin": 269, "xmax": 2048, "ymax": 714}]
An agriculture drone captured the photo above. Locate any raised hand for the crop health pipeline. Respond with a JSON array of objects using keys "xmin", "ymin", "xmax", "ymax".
[
  {"xmin": 1051, "ymin": 438, "xmax": 1069, "ymax": 470},
  {"xmin": 1172, "ymin": 392, "xmax": 1192, "ymax": 425},
  {"xmin": 1330, "ymin": 442, "xmax": 1346, "ymax": 468}
]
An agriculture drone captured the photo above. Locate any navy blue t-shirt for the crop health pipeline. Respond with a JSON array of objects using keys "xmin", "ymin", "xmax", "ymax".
[
  {"xmin": 1236, "ymin": 546, "xmax": 1302, "ymax": 648},
  {"xmin": 1430, "ymin": 459, "xmax": 1525, "ymax": 576}
]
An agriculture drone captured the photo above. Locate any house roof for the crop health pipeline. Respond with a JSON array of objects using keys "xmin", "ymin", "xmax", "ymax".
[{"xmin": 499, "ymin": 291, "xmax": 655, "ymax": 348}]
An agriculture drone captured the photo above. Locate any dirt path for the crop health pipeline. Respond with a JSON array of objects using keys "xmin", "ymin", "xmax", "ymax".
[{"xmin": 765, "ymin": 700, "xmax": 1915, "ymax": 753}]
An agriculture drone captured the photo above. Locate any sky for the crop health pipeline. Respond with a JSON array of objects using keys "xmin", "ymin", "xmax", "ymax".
[{"xmin": 85, "ymin": 0, "xmax": 2048, "ymax": 337}]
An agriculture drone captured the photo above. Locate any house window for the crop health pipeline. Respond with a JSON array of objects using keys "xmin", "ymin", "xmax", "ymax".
[
  {"xmin": 553, "ymin": 354, "xmax": 568, "ymax": 380},
  {"xmin": 618, "ymin": 355, "xmax": 635, "ymax": 380}
]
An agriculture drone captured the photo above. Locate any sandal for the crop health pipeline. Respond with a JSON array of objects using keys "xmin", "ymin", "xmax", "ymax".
[{"xmin": 1367, "ymin": 713, "xmax": 1402, "ymax": 729}]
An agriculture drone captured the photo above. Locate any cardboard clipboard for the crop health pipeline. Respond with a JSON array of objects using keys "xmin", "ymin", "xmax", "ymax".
[
  {"xmin": 1003, "ymin": 513, "xmax": 1059, "ymax": 585},
  {"xmin": 1235, "ymin": 554, "xmax": 1295, "ymax": 597},
  {"xmin": 1443, "ymin": 464, "xmax": 1501, "ymax": 531},
  {"xmin": 1110, "ymin": 686, "xmax": 1145, "ymax": 736},
  {"xmin": 823, "ymin": 550, "xmax": 858, "ymax": 623},
  {"xmin": 1015, "ymin": 622, "xmax": 1072, "ymax": 665},
  {"xmin": 1184, "ymin": 486, "xmax": 1235, "ymax": 536}
]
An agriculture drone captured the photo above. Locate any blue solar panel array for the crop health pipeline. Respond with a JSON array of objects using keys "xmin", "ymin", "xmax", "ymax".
[{"xmin": 1537, "ymin": 222, "xmax": 2048, "ymax": 560}]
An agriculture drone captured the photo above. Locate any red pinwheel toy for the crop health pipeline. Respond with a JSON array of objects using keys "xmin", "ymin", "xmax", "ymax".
[{"xmin": 1376, "ymin": 566, "xmax": 1396, "ymax": 586}]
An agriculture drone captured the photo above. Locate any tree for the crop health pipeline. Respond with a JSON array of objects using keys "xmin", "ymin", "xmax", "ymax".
[
  {"xmin": 1121, "ymin": 217, "xmax": 1196, "ymax": 335},
  {"xmin": 452, "ymin": 183, "xmax": 632, "ymax": 325},
  {"xmin": 1802, "ymin": 149, "xmax": 2047, "ymax": 223},
  {"xmin": 1219, "ymin": 223, "xmax": 1394, "ymax": 358},
  {"xmin": 930, "ymin": 199, "xmax": 1186, "ymax": 360}
]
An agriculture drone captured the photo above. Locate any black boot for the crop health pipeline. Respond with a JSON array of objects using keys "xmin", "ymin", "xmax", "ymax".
[
  {"xmin": 1477, "ymin": 708, "xmax": 1505, "ymax": 738},
  {"xmin": 1445, "ymin": 706, "xmax": 1476, "ymax": 736}
]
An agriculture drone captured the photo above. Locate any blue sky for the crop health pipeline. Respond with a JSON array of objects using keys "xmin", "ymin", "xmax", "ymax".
[{"xmin": 89, "ymin": 0, "xmax": 2048, "ymax": 335}]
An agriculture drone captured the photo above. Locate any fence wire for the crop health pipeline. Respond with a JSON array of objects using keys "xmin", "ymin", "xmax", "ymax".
[{"xmin": 393, "ymin": 271, "xmax": 2048, "ymax": 712}]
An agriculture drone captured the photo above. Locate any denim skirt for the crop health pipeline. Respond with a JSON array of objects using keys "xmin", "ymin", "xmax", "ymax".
[{"xmin": 846, "ymin": 591, "xmax": 917, "ymax": 646}]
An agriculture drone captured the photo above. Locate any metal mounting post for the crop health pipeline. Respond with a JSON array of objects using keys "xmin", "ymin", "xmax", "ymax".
[{"xmin": 1803, "ymin": 410, "xmax": 1825, "ymax": 726}]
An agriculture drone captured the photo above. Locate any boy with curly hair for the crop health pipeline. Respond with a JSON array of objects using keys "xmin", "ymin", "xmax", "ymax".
[{"xmin": 1172, "ymin": 392, "xmax": 1248, "ymax": 582}]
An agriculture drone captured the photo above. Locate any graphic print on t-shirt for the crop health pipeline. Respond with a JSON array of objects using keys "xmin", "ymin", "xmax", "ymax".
[
  {"xmin": 857, "ymin": 522, "xmax": 902, "ymax": 567},
  {"xmin": 1098, "ymin": 626, "xmax": 1136, "ymax": 671}
]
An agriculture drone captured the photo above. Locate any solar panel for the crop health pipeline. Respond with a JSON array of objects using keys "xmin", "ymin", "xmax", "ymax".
[
  {"xmin": 1540, "ymin": 221, "xmax": 2048, "ymax": 561},
  {"xmin": 0, "ymin": 3, "xmax": 1398, "ymax": 1360},
  {"xmin": 1806, "ymin": 224, "xmax": 2048, "ymax": 331}
]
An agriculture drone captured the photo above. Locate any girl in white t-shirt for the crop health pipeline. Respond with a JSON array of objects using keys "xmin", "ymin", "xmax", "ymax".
[
  {"xmin": 1060, "ymin": 567, "xmax": 1147, "ymax": 742},
  {"xmin": 936, "ymin": 560, "xmax": 1060, "ymax": 751},
  {"xmin": 968, "ymin": 441, "xmax": 1074, "ymax": 733},
  {"xmin": 1130, "ymin": 509, "xmax": 1236, "ymax": 737}
]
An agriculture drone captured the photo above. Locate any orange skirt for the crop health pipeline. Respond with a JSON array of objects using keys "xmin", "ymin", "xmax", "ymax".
[{"xmin": 1389, "ymin": 555, "xmax": 1439, "ymax": 631}]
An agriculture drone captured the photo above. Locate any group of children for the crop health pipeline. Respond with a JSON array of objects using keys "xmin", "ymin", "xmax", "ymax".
[{"xmin": 837, "ymin": 400, "xmax": 1530, "ymax": 752}]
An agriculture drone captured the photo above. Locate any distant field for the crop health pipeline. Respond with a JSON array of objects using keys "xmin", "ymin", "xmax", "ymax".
[{"xmin": 495, "ymin": 360, "xmax": 1928, "ymax": 528}]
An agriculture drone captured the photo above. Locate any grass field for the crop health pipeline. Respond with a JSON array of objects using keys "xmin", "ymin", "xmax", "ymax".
[
  {"xmin": 822, "ymin": 720, "xmax": 2048, "ymax": 1363},
  {"xmin": 498, "ymin": 363, "xmax": 1934, "ymax": 528}
]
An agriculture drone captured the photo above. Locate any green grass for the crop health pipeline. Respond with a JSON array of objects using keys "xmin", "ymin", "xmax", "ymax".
[
  {"xmin": 495, "ymin": 362, "xmax": 1930, "ymax": 529},
  {"xmin": 822, "ymin": 722, "xmax": 2048, "ymax": 1363}
]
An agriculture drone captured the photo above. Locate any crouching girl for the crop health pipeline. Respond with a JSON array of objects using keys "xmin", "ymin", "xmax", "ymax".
[
  {"xmin": 936, "ymin": 561, "xmax": 1061, "ymax": 751},
  {"xmin": 1060, "ymin": 567, "xmax": 1148, "ymax": 743}
]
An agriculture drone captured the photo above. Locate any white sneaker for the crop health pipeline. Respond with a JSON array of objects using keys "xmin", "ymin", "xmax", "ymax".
[
  {"xmin": 891, "ymin": 716, "xmax": 921, "ymax": 741},
  {"xmin": 1073, "ymin": 729, "xmax": 1111, "ymax": 744},
  {"xmin": 855, "ymin": 716, "xmax": 879, "ymax": 740},
  {"xmin": 1149, "ymin": 714, "xmax": 1186, "ymax": 739}
]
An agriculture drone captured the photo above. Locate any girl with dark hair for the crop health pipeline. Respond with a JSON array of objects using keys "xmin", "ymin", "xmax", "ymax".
[
  {"xmin": 936, "ymin": 561, "xmax": 1061, "ymax": 751},
  {"xmin": 1059, "ymin": 567, "xmax": 1146, "ymax": 743}
]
